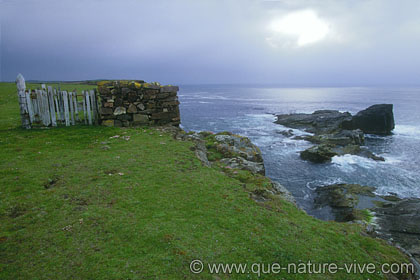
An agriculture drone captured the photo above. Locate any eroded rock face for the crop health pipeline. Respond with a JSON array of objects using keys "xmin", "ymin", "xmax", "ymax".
[
  {"xmin": 214, "ymin": 134, "xmax": 263, "ymax": 163},
  {"xmin": 375, "ymin": 199, "xmax": 420, "ymax": 264},
  {"xmin": 220, "ymin": 157, "xmax": 265, "ymax": 175},
  {"xmin": 176, "ymin": 131, "xmax": 265, "ymax": 175},
  {"xmin": 314, "ymin": 183, "xmax": 420, "ymax": 265},
  {"xmin": 343, "ymin": 104, "xmax": 395, "ymax": 135},
  {"xmin": 271, "ymin": 181, "xmax": 296, "ymax": 205}
]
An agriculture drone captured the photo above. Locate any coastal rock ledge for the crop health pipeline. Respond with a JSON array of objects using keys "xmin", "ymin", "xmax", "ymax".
[{"xmin": 314, "ymin": 183, "xmax": 420, "ymax": 268}]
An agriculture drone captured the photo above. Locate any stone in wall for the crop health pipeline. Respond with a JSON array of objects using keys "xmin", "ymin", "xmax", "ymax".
[{"xmin": 97, "ymin": 80, "xmax": 180, "ymax": 127}]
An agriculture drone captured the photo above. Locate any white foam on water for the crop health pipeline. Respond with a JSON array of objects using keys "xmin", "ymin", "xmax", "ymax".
[
  {"xmin": 393, "ymin": 124, "xmax": 420, "ymax": 140},
  {"xmin": 331, "ymin": 154, "xmax": 379, "ymax": 172},
  {"xmin": 306, "ymin": 178, "xmax": 345, "ymax": 190}
]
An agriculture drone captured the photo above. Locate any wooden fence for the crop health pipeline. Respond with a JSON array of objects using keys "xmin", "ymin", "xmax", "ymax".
[{"xmin": 16, "ymin": 74, "xmax": 99, "ymax": 129}]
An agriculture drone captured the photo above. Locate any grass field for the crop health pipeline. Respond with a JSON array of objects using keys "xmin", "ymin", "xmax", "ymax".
[{"xmin": 0, "ymin": 82, "xmax": 413, "ymax": 279}]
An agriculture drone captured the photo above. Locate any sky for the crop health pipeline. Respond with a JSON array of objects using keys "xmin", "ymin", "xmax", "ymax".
[{"xmin": 1, "ymin": 0, "xmax": 420, "ymax": 85}]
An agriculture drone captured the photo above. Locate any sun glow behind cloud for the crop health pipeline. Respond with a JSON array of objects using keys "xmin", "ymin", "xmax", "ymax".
[{"xmin": 267, "ymin": 10, "xmax": 330, "ymax": 47}]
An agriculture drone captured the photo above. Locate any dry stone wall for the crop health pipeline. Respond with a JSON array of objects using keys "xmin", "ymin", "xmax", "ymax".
[{"xmin": 97, "ymin": 80, "xmax": 180, "ymax": 127}]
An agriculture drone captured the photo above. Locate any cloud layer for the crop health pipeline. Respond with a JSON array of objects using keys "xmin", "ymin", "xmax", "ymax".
[{"xmin": 1, "ymin": 0, "xmax": 420, "ymax": 85}]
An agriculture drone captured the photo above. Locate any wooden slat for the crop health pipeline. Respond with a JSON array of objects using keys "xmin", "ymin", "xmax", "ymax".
[
  {"xmin": 58, "ymin": 89, "xmax": 64, "ymax": 122},
  {"xmin": 89, "ymin": 90, "xmax": 97, "ymax": 124},
  {"xmin": 53, "ymin": 89, "xmax": 61, "ymax": 123},
  {"xmin": 36, "ymin": 90, "xmax": 43, "ymax": 124},
  {"xmin": 82, "ymin": 91, "xmax": 87, "ymax": 124},
  {"xmin": 92, "ymin": 89, "xmax": 100, "ymax": 125},
  {"xmin": 63, "ymin": 91, "xmax": 70, "ymax": 126},
  {"xmin": 85, "ymin": 91, "xmax": 92, "ymax": 125},
  {"xmin": 47, "ymin": 86, "xmax": 57, "ymax": 127},
  {"xmin": 16, "ymin": 74, "xmax": 31, "ymax": 129},
  {"xmin": 32, "ymin": 91, "xmax": 40, "ymax": 123},
  {"xmin": 25, "ymin": 90, "xmax": 35, "ymax": 124},
  {"xmin": 43, "ymin": 89, "xmax": 51, "ymax": 126},
  {"xmin": 69, "ymin": 91, "xmax": 75, "ymax": 125},
  {"xmin": 73, "ymin": 91, "xmax": 79, "ymax": 122}
]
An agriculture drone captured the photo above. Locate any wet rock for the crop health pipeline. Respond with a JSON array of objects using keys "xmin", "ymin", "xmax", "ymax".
[
  {"xmin": 315, "ymin": 184, "xmax": 377, "ymax": 222},
  {"xmin": 334, "ymin": 129, "xmax": 365, "ymax": 145},
  {"xmin": 277, "ymin": 129, "xmax": 294, "ymax": 137},
  {"xmin": 275, "ymin": 110, "xmax": 352, "ymax": 135},
  {"xmin": 303, "ymin": 129, "xmax": 365, "ymax": 146},
  {"xmin": 343, "ymin": 104, "xmax": 395, "ymax": 135},
  {"xmin": 300, "ymin": 144, "xmax": 338, "ymax": 163},
  {"xmin": 275, "ymin": 105, "xmax": 394, "ymax": 163}
]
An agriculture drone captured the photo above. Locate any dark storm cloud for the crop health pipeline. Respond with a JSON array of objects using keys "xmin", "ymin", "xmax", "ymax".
[{"xmin": 1, "ymin": 0, "xmax": 420, "ymax": 85}]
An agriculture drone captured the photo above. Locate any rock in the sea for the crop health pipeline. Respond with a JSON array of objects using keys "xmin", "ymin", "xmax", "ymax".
[
  {"xmin": 277, "ymin": 129, "xmax": 294, "ymax": 137},
  {"xmin": 343, "ymin": 104, "xmax": 395, "ymax": 135},
  {"xmin": 300, "ymin": 144, "xmax": 338, "ymax": 163},
  {"xmin": 275, "ymin": 110, "xmax": 352, "ymax": 134}
]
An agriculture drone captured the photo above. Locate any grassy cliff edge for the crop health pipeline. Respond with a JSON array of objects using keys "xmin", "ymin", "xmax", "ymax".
[{"xmin": 0, "ymin": 82, "xmax": 414, "ymax": 279}]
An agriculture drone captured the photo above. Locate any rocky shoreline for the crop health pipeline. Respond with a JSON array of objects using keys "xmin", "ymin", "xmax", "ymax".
[
  {"xmin": 275, "ymin": 104, "xmax": 394, "ymax": 163},
  {"xmin": 156, "ymin": 103, "xmax": 419, "ymax": 277},
  {"xmin": 274, "ymin": 104, "xmax": 420, "ymax": 276},
  {"xmin": 315, "ymin": 183, "xmax": 420, "ymax": 271}
]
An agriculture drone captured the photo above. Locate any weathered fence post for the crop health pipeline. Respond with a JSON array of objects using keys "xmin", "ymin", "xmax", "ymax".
[{"xmin": 16, "ymin": 74, "xmax": 31, "ymax": 129}]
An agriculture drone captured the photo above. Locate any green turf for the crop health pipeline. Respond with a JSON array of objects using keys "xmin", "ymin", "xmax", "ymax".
[{"xmin": 0, "ymin": 82, "xmax": 413, "ymax": 279}]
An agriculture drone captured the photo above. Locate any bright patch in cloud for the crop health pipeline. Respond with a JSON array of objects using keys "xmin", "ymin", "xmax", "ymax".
[{"xmin": 268, "ymin": 10, "xmax": 330, "ymax": 47}]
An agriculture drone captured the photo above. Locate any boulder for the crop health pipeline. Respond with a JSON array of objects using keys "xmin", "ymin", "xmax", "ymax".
[
  {"xmin": 343, "ymin": 104, "xmax": 395, "ymax": 135},
  {"xmin": 300, "ymin": 144, "xmax": 338, "ymax": 163}
]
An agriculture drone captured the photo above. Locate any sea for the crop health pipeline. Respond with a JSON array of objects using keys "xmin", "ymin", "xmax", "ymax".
[{"xmin": 178, "ymin": 85, "xmax": 420, "ymax": 220}]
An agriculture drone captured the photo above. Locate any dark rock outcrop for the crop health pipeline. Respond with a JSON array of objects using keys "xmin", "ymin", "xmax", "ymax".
[
  {"xmin": 275, "ymin": 110, "xmax": 352, "ymax": 135},
  {"xmin": 375, "ymin": 199, "xmax": 420, "ymax": 264},
  {"xmin": 276, "ymin": 104, "xmax": 394, "ymax": 163},
  {"xmin": 343, "ymin": 104, "xmax": 395, "ymax": 135}
]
